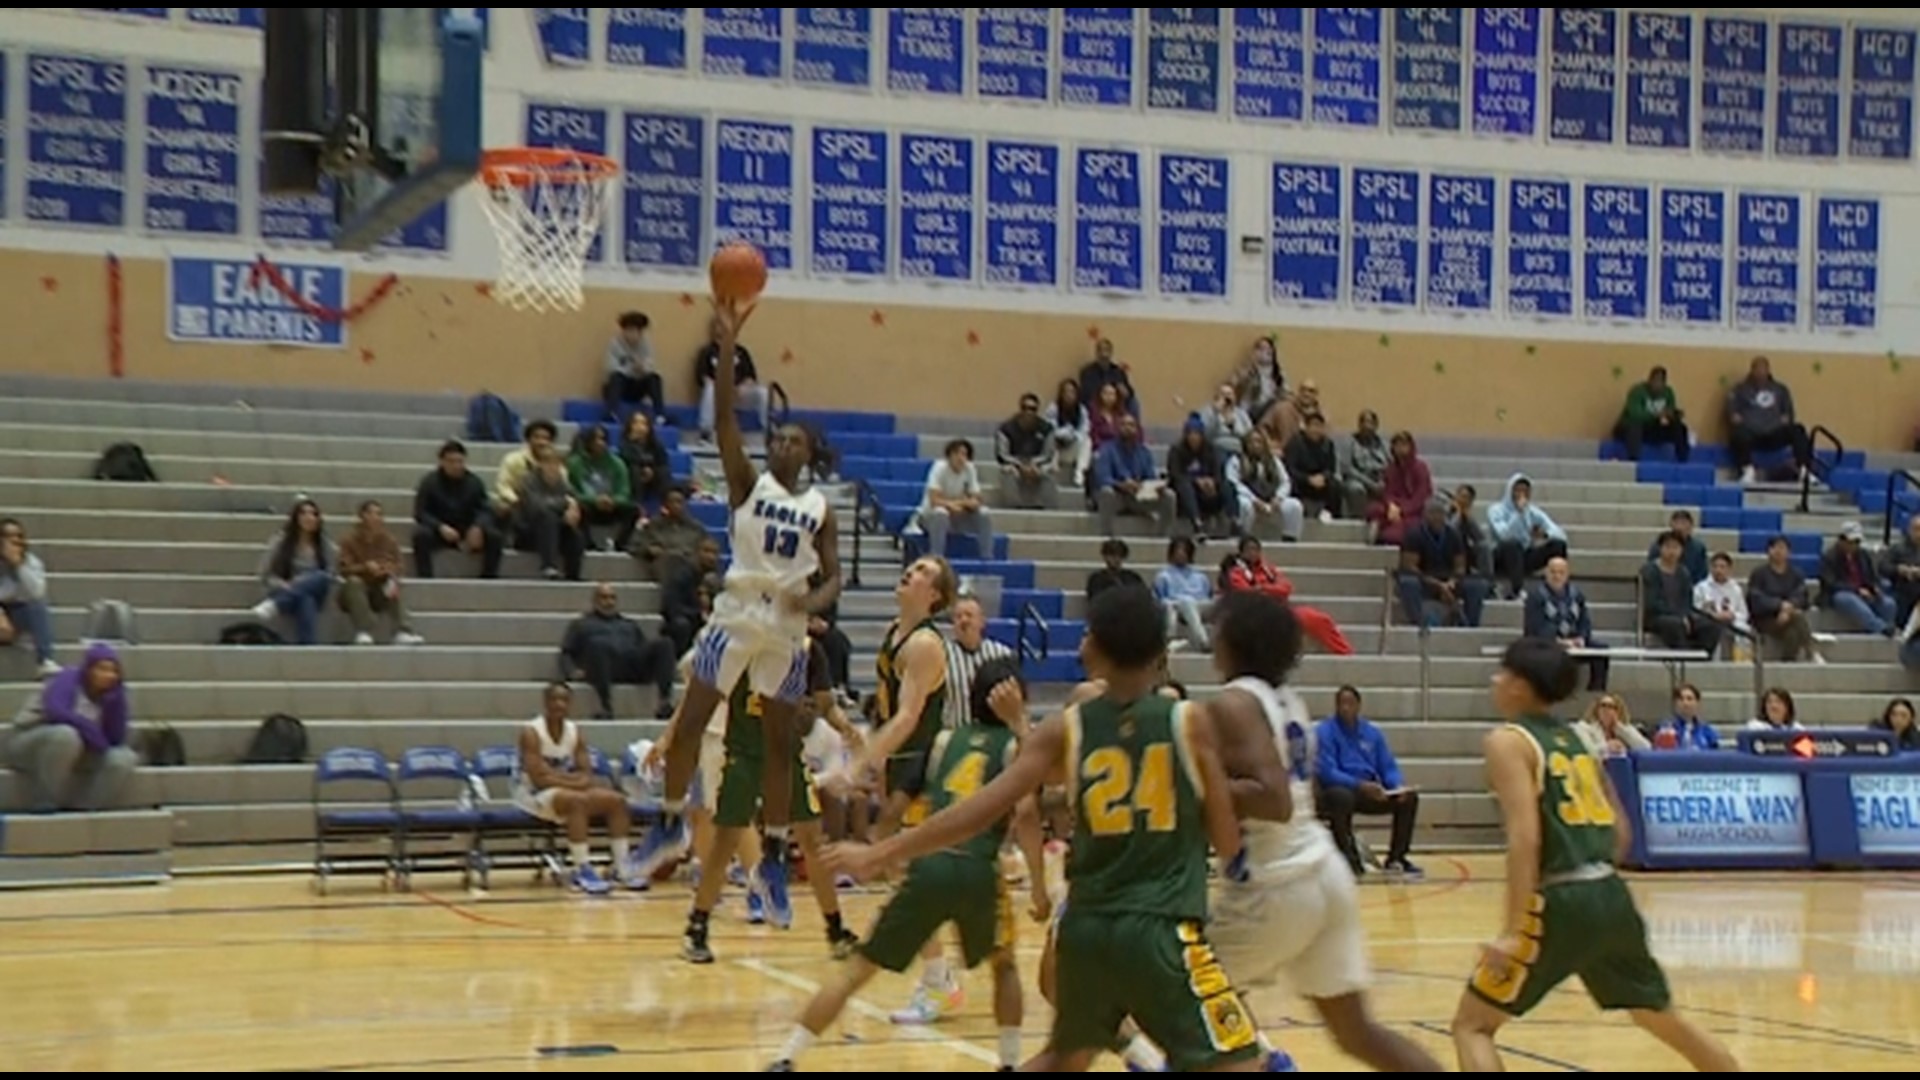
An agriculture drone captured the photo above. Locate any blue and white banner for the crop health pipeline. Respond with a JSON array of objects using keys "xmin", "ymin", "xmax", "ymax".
[
  {"xmin": 714, "ymin": 118, "xmax": 793, "ymax": 269},
  {"xmin": 1814, "ymin": 196, "xmax": 1879, "ymax": 330},
  {"xmin": 1073, "ymin": 147, "xmax": 1144, "ymax": 293},
  {"xmin": 1310, "ymin": 7, "xmax": 1382, "ymax": 127},
  {"xmin": 703, "ymin": 7, "xmax": 783, "ymax": 79},
  {"xmin": 623, "ymin": 111, "xmax": 705, "ymax": 269},
  {"xmin": 1583, "ymin": 182, "xmax": 1651, "ymax": 320},
  {"xmin": 985, "ymin": 140, "xmax": 1060, "ymax": 287},
  {"xmin": 1146, "ymin": 7, "xmax": 1222, "ymax": 114},
  {"xmin": 526, "ymin": 102, "xmax": 608, "ymax": 262},
  {"xmin": 25, "ymin": 54, "xmax": 128, "ymax": 228},
  {"xmin": 607, "ymin": 8, "xmax": 689, "ymax": 69},
  {"xmin": 887, "ymin": 7, "xmax": 963, "ymax": 95},
  {"xmin": 1700, "ymin": 17, "xmax": 1768, "ymax": 154},
  {"xmin": 1232, "ymin": 8, "xmax": 1305, "ymax": 121},
  {"xmin": 1507, "ymin": 178, "xmax": 1575, "ymax": 318},
  {"xmin": 258, "ymin": 172, "xmax": 334, "ymax": 244},
  {"xmin": 1060, "ymin": 8, "xmax": 1137, "ymax": 107},
  {"xmin": 975, "ymin": 8, "xmax": 1050, "ymax": 102},
  {"xmin": 1849, "ymin": 26, "xmax": 1916, "ymax": 161},
  {"xmin": 1658, "ymin": 188, "xmax": 1726, "ymax": 324},
  {"xmin": 1157, "ymin": 153, "xmax": 1228, "ymax": 298},
  {"xmin": 899, "ymin": 133, "xmax": 974, "ymax": 282},
  {"xmin": 141, "ymin": 65, "xmax": 240, "ymax": 236},
  {"xmin": 1349, "ymin": 166, "xmax": 1418, "ymax": 308},
  {"xmin": 185, "ymin": 8, "xmax": 262, "ymax": 29},
  {"xmin": 1625, "ymin": 11, "xmax": 1691, "ymax": 149},
  {"xmin": 1852, "ymin": 774, "xmax": 1920, "ymax": 855},
  {"xmin": 1425, "ymin": 173, "xmax": 1493, "ymax": 313},
  {"xmin": 1734, "ymin": 193, "xmax": 1802, "ymax": 328},
  {"xmin": 1776, "ymin": 23, "xmax": 1842, "ymax": 158},
  {"xmin": 794, "ymin": 8, "xmax": 871, "ymax": 88},
  {"xmin": 1270, "ymin": 162, "xmax": 1342, "ymax": 303},
  {"xmin": 168, "ymin": 256, "xmax": 346, "ymax": 347},
  {"xmin": 1391, "ymin": 7, "xmax": 1463, "ymax": 132},
  {"xmin": 1471, "ymin": 8, "xmax": 1538, "ymax": 138},
  {"xmin": 809, "ymin": 126, "xmax": 889, "ymax": 277},
  {"xmin": 533, "ymin": 8, "xmax": 591, "ymax": 66},
  {"xmin": 1640, "ymin": 772, "xmax": 1809, "ymax": 859},
  {"xmin": 1549, "ymin": 8, "xmax": 1617, "ymax": 144}
]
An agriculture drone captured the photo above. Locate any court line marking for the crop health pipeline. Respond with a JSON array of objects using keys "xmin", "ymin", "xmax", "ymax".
[
  {"xmin": 1409, "ymin": 1019, "xmax": 1586, "ymax": 1071},
  {"xmin": 736, "ymin": 956, "xmax": 1003, "ymax": 1066}
]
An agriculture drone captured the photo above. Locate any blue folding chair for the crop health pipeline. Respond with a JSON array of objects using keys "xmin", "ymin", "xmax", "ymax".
[
  {"xmin": 311, "ymin": 747, "xmax": 402, "ymax": 896},
  {"xmin": 396, "ymin": 746, "xmax": 487, "ymax": 890},
  {"xmin": 470, "ymin": 744, "xmax": 566, "ymax": 885}
]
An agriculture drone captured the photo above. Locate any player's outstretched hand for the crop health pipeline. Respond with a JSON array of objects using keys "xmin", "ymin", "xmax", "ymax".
[
  {"xmin": 988, "ymin": 678, "xmax": 1029, "ymax": 729},
  {"xmin": 819, "ymin": 841, "xmax": 884, "ymax": 883}
]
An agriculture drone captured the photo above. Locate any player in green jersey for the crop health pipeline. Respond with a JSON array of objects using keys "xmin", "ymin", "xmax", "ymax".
[
  {"xmin": 830, "ymin": 556, "xmax": 953, "ymax": 817},
  {"xmin": 1451, "ymin": 638, "xmax": 1740, "ymax": 1072}
]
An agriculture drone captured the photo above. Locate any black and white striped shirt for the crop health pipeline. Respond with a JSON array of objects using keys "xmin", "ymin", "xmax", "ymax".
[{"xmin": 944, "ymin": 636, "xmax": 1015, "ymax": 728}]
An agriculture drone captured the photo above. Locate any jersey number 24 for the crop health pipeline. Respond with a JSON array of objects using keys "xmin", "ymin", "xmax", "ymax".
[{"xmin": 762, "ymin": 524, "xmax": 801, "ymax": 559}]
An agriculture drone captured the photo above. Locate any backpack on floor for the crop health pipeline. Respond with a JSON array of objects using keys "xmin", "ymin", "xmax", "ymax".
[
  {"xmin": 84, "ymin": 599, "xmax": 139, "ymax": 644},
  {"xmin": 138, "ymin": 724, "xmax": 187, "ymax": 767},
  {"xmin": 243, "ymin": 713, "xmax": 308, "ymax": 764},
  {"xmin": 465, "ymin": 392, "xmax": 522, "ymax": 444},
  {"xmin": 94, "ymin": 441, "xmax": 158, "ymax": 482},
  {"xmin": 218, "ymin": 620, "xmax": 284, "ymax": 647}
]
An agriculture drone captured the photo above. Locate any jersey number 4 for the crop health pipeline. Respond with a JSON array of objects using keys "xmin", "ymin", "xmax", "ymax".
[
  {"xmin": 1083, "ymin": 744, "xmax": 1176, "ymax": 836},
  {"xmin": 762, "ymin": 524, "xmax": 801, "ymax": 559}
]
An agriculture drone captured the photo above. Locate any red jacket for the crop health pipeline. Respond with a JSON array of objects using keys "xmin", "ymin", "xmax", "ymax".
[{"xmin": 1226, "ymin": 558, "xmax": 1292, "ymax": 600}]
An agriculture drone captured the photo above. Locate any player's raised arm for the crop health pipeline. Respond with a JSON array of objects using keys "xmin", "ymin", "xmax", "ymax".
[
  {"xmin": 844, "ymin": 628, "xmax": 943, "ymax": 780},
  {"xmin": 711, "ymin": 298, "xmax": 759, "ymax": 509}
]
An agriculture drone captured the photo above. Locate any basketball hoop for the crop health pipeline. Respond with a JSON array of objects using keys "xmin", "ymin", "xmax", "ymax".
[{"xmin": 473, "ymin": 147, "xmax": 617, "ymax": 314}]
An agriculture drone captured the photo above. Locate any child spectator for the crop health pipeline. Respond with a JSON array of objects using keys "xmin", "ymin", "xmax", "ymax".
[
  {"xmin": 1, "ymin": 643, "xmax": 135, "ymax": 811},
  {"xmin": 0, "ymin": 517, "xmax": 59, "ymax": 677},
  {"xmin": 337, "ymin": 499, "xmax": 422, "ymax": 646},
  {"xmin": 1367, "ymin": 430, "xmax": 1431, "ymax": 548},
  {"xmin": 619, "ymin": 412, "xmax": 673, "ymax": 514},
  {"xmin": 1342, "ymin": 410, "xmax": 1390, "ymax": 527},
  {"xmin": 1154, "ymin": 537, "xmax": 1213, "ymax": 651},
  {"xmin": 250, "ymin": 499, "xmax": 337, "ymax": 645},
  {"xmin": 1614, "ymin": 365, "xmax": 1689, "ymax": 462},
  {"xmin": 603, "ymin": 310, "xmax": 662, "ymax": 421},
  {"xmin": 568, "ymin": 426, "xmax": 639, "ymax": 552},
  {"xmin": 1820, "ymin": 521, "xmax": 1897, "ymax": 636},
  {"xmin": 1085, "ymin": 538, "xmax": 1146, "ymax": 600},
  {"xmin": 1227, "ymin": 430, "xmax": 1304, "ymax": 542},
  {"xmin": 1488, "ymin": 473, "xmax": 1568, "ymax": 598}
]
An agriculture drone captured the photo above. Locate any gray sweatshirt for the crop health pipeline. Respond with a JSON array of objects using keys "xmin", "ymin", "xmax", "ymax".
[
  {"xmin": 256, "ymin": 533, "xmax": 338, "ymax": 587},
  {"xmin": 1726, "ymin": 378, "xmax": 1796, "ymax": 436},
  {"xmin": 0, "ymin": 552, "xmax": 49, "ymax": 604}
]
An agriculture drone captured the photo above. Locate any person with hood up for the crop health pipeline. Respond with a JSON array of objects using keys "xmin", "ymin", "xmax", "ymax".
[
  {"xmin": 1487, "ymin": 473, "xmax": 1568, "ymax": 598},
  {"xmin": 1342, "ymin": 410, "xmax": 1391, "ymax": 530},
  {"xmin": 1166, "ymin": 417, "xmax": 1231, "ymax": 537},
  {"xmin": 1366, "ymin": 430, "xmax": 1432, "ymax": 548},
  {"xmin": 1725, "ymin": 355, "xmax": 1812, "ymax": 484},
  {"xmin": 1, "ymin": 643, "xmax": 136, "ymax": 811}
]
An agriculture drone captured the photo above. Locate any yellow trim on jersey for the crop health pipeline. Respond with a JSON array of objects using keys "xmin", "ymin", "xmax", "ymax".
[
  {"xmin": 1063, "ymin": 704, "xmax": 1085, "ymax": 812},
  {"xmin": 1502, "ymin": 722, "xmax": 1547, "ymax": 796},
  {"xmin": 1171, "ymin": 700, "xmax": 1207, "ymax": 800}
]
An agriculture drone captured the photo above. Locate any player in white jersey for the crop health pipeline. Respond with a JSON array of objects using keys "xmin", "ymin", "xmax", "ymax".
[
  {"xmin": 513, "ymin": 682, "xmax": 646, "ymax": 896},
  {"xmin": 633, "ymin": 297, "xmax": 843, "ymax": 894}
]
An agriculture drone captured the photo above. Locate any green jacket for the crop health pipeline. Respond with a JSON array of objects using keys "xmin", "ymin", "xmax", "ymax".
[
  {"xmin": 567, "ymin": 450, "xmax": 634, "ymax": 508},
  {"xmin": 1621, "ymin": 382, "xmax": 1682, "ymax": 425}
]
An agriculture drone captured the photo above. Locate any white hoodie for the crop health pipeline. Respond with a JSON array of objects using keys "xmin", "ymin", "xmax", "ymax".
[{"xmin": 1693, "ymin": 575, "xmax": 1750, "ymax": 634}]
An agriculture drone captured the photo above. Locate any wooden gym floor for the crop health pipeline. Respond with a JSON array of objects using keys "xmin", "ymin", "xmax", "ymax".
[{"xmin": 0, "ymin": 855, "xmax": 1916, "ymax": 1071}]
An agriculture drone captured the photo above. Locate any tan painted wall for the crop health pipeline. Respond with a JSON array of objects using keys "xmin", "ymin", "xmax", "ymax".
[{"xmin": 6, "ymin": 249, "xmax": 1915, "ymax": 448}]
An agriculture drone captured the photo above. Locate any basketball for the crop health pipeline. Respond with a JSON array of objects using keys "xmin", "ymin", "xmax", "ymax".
[{"xmin": 710, "ymin": 242, "xmax": 768, "ymax": 304}]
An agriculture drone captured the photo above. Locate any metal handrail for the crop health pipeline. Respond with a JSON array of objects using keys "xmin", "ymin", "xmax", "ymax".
[
  {"xmin": 1016, "ymin": 600, "xmax": 1051, "ymax": 672},
  {"xmin": 1798, "ymin": 423, "xmax": 1845, "ymax": 513},
  {"xmin": 1699, "ymin": 612, "xmax": 1769, "ymax": 718},
  {"xmin": 1883, "ymin": 468, "xmax": 1920, "ymax": 545},
  {"xmin": 846, "ymin": 478, "xmax": 891, "ymax": 589}
]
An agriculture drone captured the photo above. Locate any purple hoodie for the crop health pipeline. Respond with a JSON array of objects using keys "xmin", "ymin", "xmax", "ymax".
[{"xmin": 36, "ymin": 642, "xmax": 129, "ymax": 753}]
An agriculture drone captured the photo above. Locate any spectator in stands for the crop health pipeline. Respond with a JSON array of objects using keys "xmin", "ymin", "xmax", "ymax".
[
  {"xmin": 1747, "ymin": 687, "xmax": 1802, "ymax": 732},
  {"xmin": 1220, "ymin": 536, "xmax": 1353, "ymax": 655},
  {"xmin": 1155, "ymin": 537, "xmax": 1213, "ymax": 652},
  {"xmin": 1660, "ymin": 684, "xmax": 1719, "ymax": 749},
  {"xmin": 603, "ymin": 310, "xmax": 662, "ymax": 421},
  {"xmin": 1284, "ymin": 411, "xmax": 1342, "ymax": 522},
  {"xmin": 634, "ymin": 488, "xmax": 707, "ymax": 583},
  {"xmin": 1093, "ymin": 415, "xmax": 1173, "ymax": 537},
  {"xmin": 1367, "ymin": 430, "xmax": 1431, "ymax": 548},
  {"xmin": 996, "ymin": 392, "xmax": 1056, "ymax": 510},
  {"xmin": 919, "ymin": 438, "xmax": 995, "ymax": 559},
  {"xmin": 514, "ymin": 681, "xmax": 642, "ymax": 894},
  {"xmin": 1079, "ymin": 337, "xmax": 1138, "ymax": 419},
  {"xmin": 662, "ymin": 536, "xmax": 722, "ymax": 656},
  {"xmin": 1, "ymin": 642, "xmax": 134, "ymax": 812},
  {"xmin": 1488, "ymin": 473, "xmax": 1568, "ymax": 598},
  {"xmin": 1227, "ymin": 430, "xmax": 1304, "ymax": 542},
  {"xmin": 0, "ymin": 518, "xmax": 58, "ymax": 678},
  {"xmin": 1085, "ymin": 538, "xmax": 1145, "ymax": 600},
  {"xmin": 1614, "ymin": 365, "xmax": 1690, "ymax": 463},
  {"xmin": 1088, "ymin": 382, "xmax": 1128, "ymax": 455},
  {"xmin": 1694, "ymin": 551, "xmax": 1752, "ymax": 654},
  {"xmin": 943, "ymin": 594, "xmax": 1015, "ymax": 727},
  {"xmin": 250, "ymin": 499, "xmax": 337, "ymax": 645},
  {"xmin": 568, "ymin": 426, "xmax": 639, "ymax": 553},
  {"xmin": 1524, "ymin": 556, "xmax": 1609, "ymax": 691},
  {"xmin": 1880, "ymin": 515, "xmax": 1920, "ymax": 626},
  {"xmin": 1574, "ymin": 695, "xmax": 1650, "ymax": 758},
  {"xmin": 695, "ymin": 312, "xmax": 770, "ymax": 446},
  {"xmin": 1399, "ymin": 497, "xmax": 1491, "ymax": 629},
  {"xmin": 492, "ymin": 419, "xmax": 557, "ymax": 512},
  {"xmin": 1315, "ymin": 686, "xmax": 1422, "ymax": 879},
  {"xmin": 1233, "ymin": 335, "xmax": 1288, "ymax": 432},
  {"xmin": 1748, "ymin": 535, "xmax": 1819, "ymax": 663},
  {"xmin": 337, "ymin": 500, "xmax": 422, "ymax": 647},
  {"xmin": 1261, "ymin": 377, "xmax": 1322, "ymax": 451},
  {"xmin": 1045, "ymin": 378, "xmax": 1093, "ymax": 486},
  {"xmin": 1200, "ymin": 384, "xmax": 1254, "ymax": 460},
  {"xmin": 1873, "ymin": 697, "xmax": 1920, "ymax": 752},
  {"xmin": 561, "ymin": 583, "xmax": 675, "ymax": 721},
  {"xmin": 412, "ymin": 439, "xmax": 503, "ymax": 580},
  {"xmin": 517, "ymin": 446, "xmax": 587, "ymax": 582},
  {"xmin": 1641, "ymin": 530, "xmax": 1722, "ymax": 656},
  {"xmin": 1342, "ymin": 410, "xmax": 1390, "ymax": 532},
  {"xmin": 619, "ymin": 412, "xmax": 673, "ymax": 515},
  {"xmin": 1648, "ymin": 509, "xmax": 1709, "ymax": 586},
  {"xmin": 1167, "ymin": 419, "xmax": 1231, "ymax": 538},
  {"xmin": 1449, "ymin": 484, "xmax": 1491, "ymax": 576},
  {"xmin": 1821, "ymin": 521, "xmax": 1897, "ymax": 636},
  {"xmin": 1726, "ymin": 355, "xmax": 1812, "ymax": 484}
]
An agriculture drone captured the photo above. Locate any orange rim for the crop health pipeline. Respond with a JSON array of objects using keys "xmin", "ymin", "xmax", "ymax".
[{"xmin": 478, "ymin": 147, "xmax": 618, "ymax": 189}]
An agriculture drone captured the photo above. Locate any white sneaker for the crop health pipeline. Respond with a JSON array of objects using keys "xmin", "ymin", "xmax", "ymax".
[
  {"xmin": 250, "ymin": 599, "xmax": 278, "ymax": 621},
  {"xmin": 392, "ymin": 631, "xmax": 425, "ymax": 646},
  {"xmin": 353, "ymin": 632, "xmax": 375, "ymax": 646},
  {"xmin": 1317, "ymin": 509, "xmax": 1334, "ymax": 525},
  {"xmin": 37, "ymin": 659, "xmax": 62, "ymax": 678},
  {"xmin": 1739, "ymin": 466, "xmax": 1758, "ymax": 485}
]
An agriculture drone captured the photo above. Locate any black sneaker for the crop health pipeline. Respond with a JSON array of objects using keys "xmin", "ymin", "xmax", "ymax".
[
  {"xmin": 828, "ymin": 925, "xmax": 859, "ymax": 960},
  {"xmin": 765, "ymin": 1061, "xmax": 794, "ymax": 1072},
  {"xmin": 682, "ymin": 923, "xmax": 715, "ymax": 964},
  {"xmin": 1385, "ymin": 858, "xmax": 1425, "ymax": 881}
]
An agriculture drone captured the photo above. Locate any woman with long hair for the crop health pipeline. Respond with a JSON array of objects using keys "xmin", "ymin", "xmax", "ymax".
[
  {"xmin": 1087, "ymin": 381, "xmax": 1127, "ymax": 455},
  {"xmin": 620, "ymin": 411, "xmax": 674, "ymax": 515},
  {"xmin": 250, "ymin": 498, "xmax": 338, "ymax": 645},
  {"xmin": 1746, "ymin": 687, "xmax": 1802, "ymax": 731},
  {"xmin": 1043, "ymin": 377, "xmax": 1092, "ymax": 485},
  {"xmin": 1573, "ymin": 694, "xmax": 1650, "ymax": 757},
  {"xmin": 1872, "ymin": 697, "xmax": 1920, "ymax": 752}
]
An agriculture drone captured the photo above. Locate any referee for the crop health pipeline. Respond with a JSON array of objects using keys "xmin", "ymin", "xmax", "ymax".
[{"xmin": 943, "ymin": 593, "xmax": 1014, "ymax": 728}]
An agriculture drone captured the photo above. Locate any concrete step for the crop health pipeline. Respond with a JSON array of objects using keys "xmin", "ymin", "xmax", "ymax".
[
  {"xmin": 0, "ymin": 392, "xmax": 479, "ymax": 442},
  {"xmin": 0, "ymin": 373, "xmax": 560, "ymax": 420},
  {"xmin": 0, "ymin": 852, "xmax": 173, "ymax": 889}
]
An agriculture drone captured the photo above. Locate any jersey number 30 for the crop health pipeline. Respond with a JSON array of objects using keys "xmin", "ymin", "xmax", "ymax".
[
  {"xmin": 1083, "ymin": 744, "xmax": 1176, "ymax": 836},
  {"xmin": 762, "ymin": 524, "xmax": 801, "ymax": 559},
  {"xmin": 1548, "ymin": 751, "xmax": 1617, "ymax": 827}
]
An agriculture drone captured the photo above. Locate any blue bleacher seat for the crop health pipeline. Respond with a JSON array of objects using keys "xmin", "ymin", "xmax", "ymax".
[
  {"xmin": 948, "ymin": 558, "xmax": 1036, "ymax": 590},
  {"xmin": 1000, "ymin": 588, "xmax": 1064, "ymax": 620},
  {"xmin": 1665, "ymin": 484, "xmax": 1741, "ymax": 509},
  {"xmin": 889, "ymin": 458, "xmax": 931, "ymax": 482},
  {"xmin": 312, "ymin": 747, "xmax": 403, "ymax": 893},
  {"xmin": 988, "ymin": 617, "xmax": 1086, "ymax": 653},
  {"xmin": 1740, "ymin": 509, "xmax": 1785, "ymax": 534},
  {"xmin": 1700, "ymin": 506, "xmax": 1743, "ymax": 531},
  {"xmin": 902, "ymin": 532, "xmax": 1012, "ymax": 562}
]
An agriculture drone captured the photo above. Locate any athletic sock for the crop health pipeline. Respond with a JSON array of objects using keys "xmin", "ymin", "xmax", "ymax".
[
  {"xmin": 1120, "ymin": 1034, "xmax": 1166, "ymax": 1072},
  {"xmin": 997, "ymin": 1027, "xmax": 1022, "ymax": 1068},
  {"xmin": 762, "ymin": 831, "xmax": 788, "ymax": 864},
  {"xmin": 688, "ymin": 907, "xmax": 711, "ymax": 930},
  {"xmin": 765, "ymin": 824, "xmax": 790, "ymax": 841},
  {"xmin": 922, "ymin": 957, "xmax": 952, "ymax": 989},
  {"xmin": 779, "ymin": 1024, "xmax": 816, "ymax": 1064},
  {"xmin": 1256, "ymin": 1034, "xmax": 1276, "ymax": 1054},
  {"xmin": 569, "ymin": 842, "xmax": 591, "ymax": 869},
  {"xmin": 611, "ymin": 838, "xmax": 632, "ymax": 867},
  {"xmin": 661, "ymin": 798, "xmax": 685, "ymax": 820}
]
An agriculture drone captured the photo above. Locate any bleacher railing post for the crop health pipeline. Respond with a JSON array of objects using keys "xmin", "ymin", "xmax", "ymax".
[
  {"xmin": 1378, "ymin": 570, "xmax": 1393, "ymax": 655},
  {"xmin": 1418, "ymin": 624, "xmax": 1433, "ymax": 724}
]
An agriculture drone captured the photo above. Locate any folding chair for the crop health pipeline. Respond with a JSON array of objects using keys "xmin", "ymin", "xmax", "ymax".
[
  {"xmin": 311, "ymin": 747, "xmax": 402, "ymax": 896},
  {"xmin": 470, "ymin": 744, "xmax": 566, "ymax": 886},
  {"xmin": 396, "ymin": 746, "xmax": 487, "ymax": 890}
]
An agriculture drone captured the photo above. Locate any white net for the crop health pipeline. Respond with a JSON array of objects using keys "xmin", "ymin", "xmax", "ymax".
[{"xmin": 474, "ymin": 152, "xmax": 613, "ymax": 313}]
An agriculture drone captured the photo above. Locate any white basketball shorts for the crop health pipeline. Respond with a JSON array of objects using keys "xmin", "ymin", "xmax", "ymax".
[
  {"xmin": 690, "ymin": 600, "xmax": 810, "ymax": 703},
  {"xmin": 1208, "ymin": 849, "xmax": 1371, "ymax": 1001}
]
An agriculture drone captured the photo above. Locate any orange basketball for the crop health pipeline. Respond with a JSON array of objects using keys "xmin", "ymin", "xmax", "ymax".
[{"xmin": 709, "ymin": 242, "xmax": 768, "ymax": 304}]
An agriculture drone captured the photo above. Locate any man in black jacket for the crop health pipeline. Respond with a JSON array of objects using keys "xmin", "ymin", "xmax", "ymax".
[
  {"xmin": 662, "ymin": 536, "xmax": 723, "ymax": 656},
  {"xmin": 1747, "ymin": 535, "xmax": 1818, "ymax": 662},
  {"xmin": 561, "ymin": 583, "xmax": 676, "ymax": 720},
  {"xmin": 411, "ymin": 440, "xmax": 503, "ymax": 579}
]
